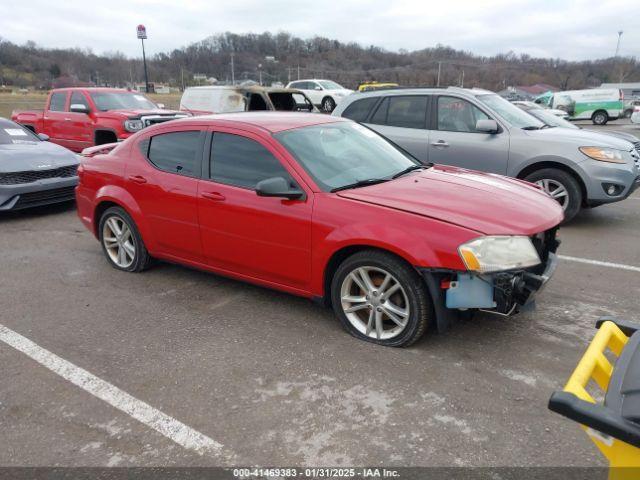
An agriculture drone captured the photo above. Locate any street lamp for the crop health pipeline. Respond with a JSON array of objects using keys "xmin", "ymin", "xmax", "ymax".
[{"xmin": 137, "ymin": 24, "xmax": 150, "ymax": 93}]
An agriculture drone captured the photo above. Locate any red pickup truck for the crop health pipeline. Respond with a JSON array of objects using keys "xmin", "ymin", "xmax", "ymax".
[{"xmin": 12, "ymin": 88, "xmax": 187, "ymax": 152}]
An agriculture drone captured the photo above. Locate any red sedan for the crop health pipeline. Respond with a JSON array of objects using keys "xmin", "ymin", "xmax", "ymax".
[{"xmin": 76, "ymin": 112, "xmax": 563, "ymax": 347}]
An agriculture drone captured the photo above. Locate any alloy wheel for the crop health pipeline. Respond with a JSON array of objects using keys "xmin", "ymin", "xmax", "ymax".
[
  {"xmin": 535, "ymin": 178, "xmax": 569, "ymax": 210},
  {"xmin": 102, "ymin": 216, "xmax": 136, "ymax": 268},
  {"xmin": 340, "ymin": 266, "xmax": 410, "ymax": 340}
]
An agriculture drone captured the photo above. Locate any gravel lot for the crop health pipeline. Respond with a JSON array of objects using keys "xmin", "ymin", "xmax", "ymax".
[{"xmin": 0, "ymin": 121, "xmax": 638, "ymax": 469}]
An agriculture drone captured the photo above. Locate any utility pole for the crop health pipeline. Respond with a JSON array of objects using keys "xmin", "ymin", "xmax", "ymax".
[
  {"xmin": 437, "ymin": 61, "xmax": 442, "ymax": 87},
  {"xmin": 258, "ymin": 64, "xmax": 263, "ymax": 86},
  {"xmin": 460, "ymin": 69, "xmax": 464, "ymax": 88},
  {"xmin": 137, "ymin": 25, "xmax": 150, "ymax": 93},
  {"xmin": 615, "ymin": 30, "xmax": 623, "ymax": 57},
  {"xmin": 181, "ymin": 67, "xmax": 185, "ymax": 91},
  {"xmin": 297, "ymin": 64, "xmax": 300, "ymax": 80},
  {"xmin": 231, "ymin": 53, "xmax": 235, "ymax": 85}
]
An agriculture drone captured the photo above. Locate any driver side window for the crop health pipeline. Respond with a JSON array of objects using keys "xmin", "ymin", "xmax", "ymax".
[
  {"xmin": 210, "ymin": 133, "xmax": 294, "ymax": 190},
  {"xmin": 437, "ymin": 97, "xmax": 490, "ymax": 133}
]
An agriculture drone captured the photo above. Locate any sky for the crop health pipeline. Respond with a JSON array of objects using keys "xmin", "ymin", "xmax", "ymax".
[{"xmin": 1, "ymin": 0, "xmax": 639, "ymax": 61}]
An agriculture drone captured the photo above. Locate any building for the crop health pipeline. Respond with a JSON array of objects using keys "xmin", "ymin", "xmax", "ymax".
[{"xmin": 600, "ymin": 82, "xmax": 640, "ymax": 99}]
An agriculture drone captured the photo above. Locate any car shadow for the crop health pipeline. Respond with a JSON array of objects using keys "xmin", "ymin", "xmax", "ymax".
[{"xmin": 0, "ymin": 201, "xmax": 77, "ymax": 223}]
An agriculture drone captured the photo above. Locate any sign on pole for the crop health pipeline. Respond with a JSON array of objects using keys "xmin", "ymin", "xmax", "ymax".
[{"xmin": 136, "ymin": 24, "xmax": 147, "ymax": 40}]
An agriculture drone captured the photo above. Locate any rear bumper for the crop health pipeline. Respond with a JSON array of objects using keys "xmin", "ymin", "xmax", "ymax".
[{"xmin": 0, "ymin": 177, "xmax": 78, "ymax": 211}]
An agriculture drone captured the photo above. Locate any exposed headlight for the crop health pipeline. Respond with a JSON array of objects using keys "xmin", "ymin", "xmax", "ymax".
[
  {"xmin": 579, "ymin": 147, "xmax": 626, "ymax": 164},
  {"xmin": 124, "ymin": 119, "xmax": 144, "ymax": 133},
  {"xmin": 458, "ymin": 236, "xmax": 541, "ymax": 273}
]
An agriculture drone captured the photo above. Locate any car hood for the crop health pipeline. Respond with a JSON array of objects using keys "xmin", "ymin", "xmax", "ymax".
[
  {"xmin": 98, "ymin": 109, "xmax": 184, "ymax": 119},
  {"xmin": 526, "ymin": 126, "xmax": 634, "ymax": 150},
  {"xmin": 337, "ymin": 165, "xmax": 564, "ymax": 235},
  {"xmin": 0, "ymin": 141, "xmax": 78, "ymax": 172}
]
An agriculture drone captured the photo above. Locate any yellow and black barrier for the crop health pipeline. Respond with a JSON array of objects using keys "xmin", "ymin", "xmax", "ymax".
[{"xmin": 549, "ymin": 317, "xmax": 640, "ymax": 479}]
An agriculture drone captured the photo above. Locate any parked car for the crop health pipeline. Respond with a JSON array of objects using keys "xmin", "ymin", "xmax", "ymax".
[
  {"xmin": 286, "ymin": 79, "xmax": 354, "ymax": 112},
  {"xmin": 515, "ymin": 104, "xmax": 640, "ymax": 154},
  {"xmin": 76, "ymin": 112, "xmax": 562, "ymax": 347},
  {"xmin": 511, "ymin": 100, "xmax": 569, "ymax": 118},
  {"xmin": 534, "ymin": 88, "xmax": 624, "ymax": 125},
  {"xmin": 333, "ymin": 87, "xmax": 640, "ymax": 222},
  {"xmin": 11, "ymin": 88, "xmax": 188, "ymax": 152},
  {"xmin": 358, "ymin": 82, "xmax": 400, "ymax": 92},
  {"xmin": 622, "ymin": 99, "xmax": 640, "ymax": 119},
  {"xmin": 632, "ymin": 105, "xmax": 640, "ymax": 125},
  {"xmin": 179, "ymin": 85, "xmax": 316, "ymax": 115},
  {"xmin": 0, "ymin": 118, "xmax": 79, "ymax": 211}
]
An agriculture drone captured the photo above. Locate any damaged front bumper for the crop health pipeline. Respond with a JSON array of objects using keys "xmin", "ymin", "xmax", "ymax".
[{"xmin": 420, "ymin": 228, "xmax": 560, "ymax": 332}]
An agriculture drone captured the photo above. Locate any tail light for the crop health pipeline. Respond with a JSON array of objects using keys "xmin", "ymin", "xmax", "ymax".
[{"xmin": 620, "ymin": 90, "xmax": 624, "ymax": 101}]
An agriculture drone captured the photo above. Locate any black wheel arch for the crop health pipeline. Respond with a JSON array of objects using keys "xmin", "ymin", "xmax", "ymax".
[
  {"xmin": 517, "ymin": 161, "xmax": 588, "ymax": 206},
  {"xmin": 94, "ymin": 129, "xmax": 118, "ymax": 146}
]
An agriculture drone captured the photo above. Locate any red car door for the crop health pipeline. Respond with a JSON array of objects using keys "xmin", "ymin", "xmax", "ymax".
[
  {"xmin": 198, "ymin": 128, "xmax": 313, "ymax": 292},
  {"xmin": 65, "ymin": 91, "xmax": 94, "ymax": 151},
  {"xmin": 44, "ymin": 91, "xmax": 70, "ymax": 147},
  {"xmin": 125, "ymin": 126, "xmax": 205, "ymax": 263}
]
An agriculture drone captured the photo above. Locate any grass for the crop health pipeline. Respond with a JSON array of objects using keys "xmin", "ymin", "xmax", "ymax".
[{"xmin": 0, "ymin": 92, "xmax": 182, "ymax": 119}]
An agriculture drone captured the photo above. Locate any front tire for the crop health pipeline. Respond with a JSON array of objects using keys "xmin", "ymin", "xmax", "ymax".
[
  {"xmin": 592, "ymin": 110, "xmax": 608, "ymax": 125},
  {"xmin": 98, "ymin": 206, "xmax": 151, "ymax": 272},
  {"xmin": 330, "ymin": 250, "xmax": 431, "ymax": 347},
  {"xmin": 321, "ymin": 96, "xmax": 336, "ymax": 113},
  {"xmin": 525, "ymin": 168, "xmax": 582, "ymax": 222}
]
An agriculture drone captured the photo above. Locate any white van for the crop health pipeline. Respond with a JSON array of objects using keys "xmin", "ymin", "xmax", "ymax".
[
  {"xmin": 535, "ymin": 88, "xmax": 623, "ymax": 125},
  {"xmin": 179, "ymin": 86, "xmax": 316, "ymax": 115}
]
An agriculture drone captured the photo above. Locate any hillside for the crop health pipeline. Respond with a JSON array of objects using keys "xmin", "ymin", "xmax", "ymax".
[{"xmin": 1, "ymin": 32, "xmax": 638, "ymax": 91}]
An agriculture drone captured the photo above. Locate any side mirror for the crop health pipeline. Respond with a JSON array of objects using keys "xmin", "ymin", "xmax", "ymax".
[
  {"xmin": 314, "ymin": 86, "xmax": 322, "ymax": 91},
  {"xmin": 476, "ymin": 119, "xmax": 499, "ymax": 134},
  {"xmin": 157, "ymin": 103, "xmax": 165, "ymax": 109},
  {"xmin": 37, "ymin": 133, "xmax": 50, "ymax": 141},
  {"xmin": 256, "ymin": 177, "xmax": 304, "ymax": 200},
  {"xmin": 70, "ymin": 104, "xmax": 90, "ymax": 114}
]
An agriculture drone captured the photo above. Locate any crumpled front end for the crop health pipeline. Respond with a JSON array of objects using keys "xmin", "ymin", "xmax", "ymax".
[{"xmin": 420, "ymin": 227, "xmax": 560, "ymax": 331}]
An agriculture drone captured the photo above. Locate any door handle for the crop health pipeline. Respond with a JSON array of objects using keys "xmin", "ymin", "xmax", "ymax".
[
  {"xmin": 201, "ymin": 191, "xmax": 226, "ymax": 201},
  {"xmin": 64, "ymin": 118, "xmax": 72, "ymax": 121},
  {"xmin": 128, "ymin": 175, "xmax": 148, "ymax": 184},
  {"xmin": 430, "ymin": 140, "xmax": 450, "ymax": 148}
]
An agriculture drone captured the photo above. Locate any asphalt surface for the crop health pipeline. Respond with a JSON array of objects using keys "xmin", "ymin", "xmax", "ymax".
[{"xmin": 0, "ymin": 121, "xmax": 639, "ymax": 469}]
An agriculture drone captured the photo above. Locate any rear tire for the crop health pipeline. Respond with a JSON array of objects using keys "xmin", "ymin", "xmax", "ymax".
[
  {"xmin": 98, "ymin": 206, "xmax": 151, "ymax": 272},
  {"xmin": 330, "ymin": 250, "xmax": 431, "ymax": 347},
  {"xmin": 525, "ymin": 168, "xmax": 582, "ymax": 223},
  {"xmin": 321, "ymin": 96, "xmax": 336, "ymax": 113},
  {"xmin": 592, "ymin": 110, "xmax": 608, "ymax": 125}
]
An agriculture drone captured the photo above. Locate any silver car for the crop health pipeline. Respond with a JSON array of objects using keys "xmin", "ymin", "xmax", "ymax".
[
  {"xmin": 333, "ymin": 87, "xmax": 640, "ymax": 222},
  {"xmin": 0, "ymin": 118, "xmax": 79, "ymax": 211}
]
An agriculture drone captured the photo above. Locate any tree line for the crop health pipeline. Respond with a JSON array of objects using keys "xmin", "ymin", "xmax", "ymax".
[{"xmin": 1, "ymin": 32, "xmax": 638, "ymax": 91}]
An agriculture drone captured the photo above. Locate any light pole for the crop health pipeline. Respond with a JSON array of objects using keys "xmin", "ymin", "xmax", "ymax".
[
  {"xmin": 137, "ymin": 24, "xmax": 150, "ymax": 93},
  {"xmin": 615, "ymin": 30, "xmax": 623, "ymax": 57}
]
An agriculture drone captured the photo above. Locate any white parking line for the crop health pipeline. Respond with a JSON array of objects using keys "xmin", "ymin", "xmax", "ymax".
[
  {"xmin": 559, "ymin": 255, "xmax": 640, "ymax": 273},
  {"xmin": 0, "ymin": 323, "xmax": 233, "ymax": 461}
]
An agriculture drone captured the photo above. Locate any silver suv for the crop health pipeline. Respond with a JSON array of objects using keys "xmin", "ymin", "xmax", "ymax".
[{"xmin": 332, "ymin": 87, "xmax": 640, "ymax": 221}]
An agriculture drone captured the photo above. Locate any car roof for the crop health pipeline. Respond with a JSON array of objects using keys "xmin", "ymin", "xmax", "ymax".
[
  {"xmin": 174, "ymin": 112, "xmax": 348, "ymax": 133},
  {"xmin": 184, "ymin": 85, "xmax": 304, "ymax": 94},
  {"xmin": 347, "ymin": 86, "xmax": 495, "ymax": 98}
]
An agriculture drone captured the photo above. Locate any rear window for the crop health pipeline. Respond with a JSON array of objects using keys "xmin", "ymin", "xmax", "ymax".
[
  {"xmin": 369, "ymin": 96, "xmax": 428, "ymax": 129},
  {"xmin": 0, "ymin": 124, "xmax": 39, "ymax": 145},
  {"xmin": 49, "ymin": 92, "xmax": 67, "ymax": 112},
  {"xmin": 146, "ymin": 131, "xmax": 201, "ymax": 177},
  {"xmin": 341, "ymin": 97, "xmax": 379, "ymax": 122}
]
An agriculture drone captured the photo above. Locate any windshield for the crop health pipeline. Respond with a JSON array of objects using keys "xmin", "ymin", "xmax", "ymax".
[
  {"xmin": 528, "ymin": 109, "xmax": 578, "ymax": 129},
  {"xmin": 275, "ymin": 122, "xmax": 419, "ymax": 191},
  {"xmin": 0, "ymin": 122, "xmax": 40, "ymax": 145},
  {"xmin": 90, "ymin": 92, "xmax": 157, "ymax": 111},
  {"xmin": 318, "ymin": 80, "xmax": 343, "ymax": 90},
  {"xmin": 478, "ymin": 94, "xmax": 545, "ymax": 129}
]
